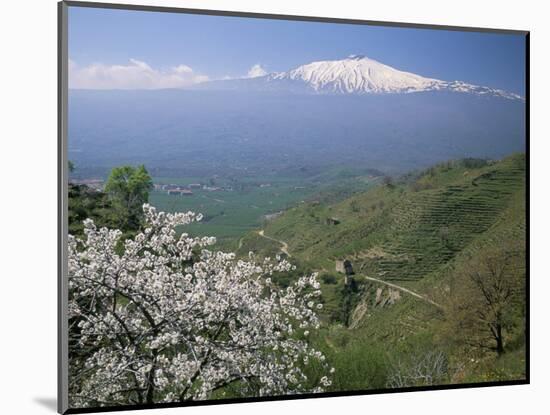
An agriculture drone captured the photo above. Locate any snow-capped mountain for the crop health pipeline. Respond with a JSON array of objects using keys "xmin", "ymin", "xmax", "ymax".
[
  {"xmin": 202, "ymin": 55, "xmax": 523, "ymax": 100},
  {"xmin": 269, "ymin": 54, "xmax": 441, "ymax": 94}
]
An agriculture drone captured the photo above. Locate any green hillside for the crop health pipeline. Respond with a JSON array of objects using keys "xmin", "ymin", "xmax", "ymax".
[
  {"xmin": 68, "ymin": 153, "xmax": 526, "ymax": 397},
  {"xmin": 240, "ymin": 153, "xmax": 524, "ymax": 278},
  {"xmin": 238, "ymin": 153, "xmax": 527, "ymax": 388}
]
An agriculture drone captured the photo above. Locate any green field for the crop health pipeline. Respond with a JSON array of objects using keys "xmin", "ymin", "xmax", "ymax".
[{"xmin": 149, "ymin": 171, "xmax": 380, "ymax": 248}]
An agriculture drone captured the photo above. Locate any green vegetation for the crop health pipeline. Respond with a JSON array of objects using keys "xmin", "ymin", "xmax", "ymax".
[
  {"xmin": 68, "ymin": 154, "xmax": 526, "ymax": 394},
  {"xmin": 246, "ymin": 155, "xmax": 524, "ymax": 276},
  {"xmin": 68, "ymin": 184, "xmax": 118, "ymax": 237},
  {"xmin": 148, "ymin": 169, "xmax": 380, "ymax": 249},
  {"xmin": 237, "ymin": 153, "xmax": 526, "ymax": 389},
  {"xmin": 69, "ymin": 164, "xmax": 153, "ymax": 239},
  {"xmin": 105, "ymin": 165, "xmax": 153, "ymax": 230}
]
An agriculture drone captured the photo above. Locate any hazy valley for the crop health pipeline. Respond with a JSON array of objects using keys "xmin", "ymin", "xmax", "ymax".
[{"xmin": 68, "ymin": 54, "xmax": 527, "ymax": 402}]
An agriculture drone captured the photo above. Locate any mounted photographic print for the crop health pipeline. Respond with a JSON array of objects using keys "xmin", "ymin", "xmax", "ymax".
[{"xmin": 58, "ymin": 1, "xmax": 529, "ymax": 413}]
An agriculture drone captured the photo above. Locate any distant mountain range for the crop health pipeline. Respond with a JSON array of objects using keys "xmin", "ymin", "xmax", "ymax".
[
  {"xmin": 198, "ymin": 55, "xmax": 523, "ymax": 100},
  {"xmin": 68, "ymin": 55, "xmax": 525, "ymax": 178}
]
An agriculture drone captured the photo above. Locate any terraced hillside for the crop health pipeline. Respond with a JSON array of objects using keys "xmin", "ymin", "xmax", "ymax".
[
  {"xmin": 236, "ymin": 154, "xmax": 526, "ymax": 387},
  {"xmin": 368, "ymin": 156, "xmax": 525, "ymax": 282},
  {"xmin": 240, "ymin": 154, "xmax": 525, "ymax": 288}
]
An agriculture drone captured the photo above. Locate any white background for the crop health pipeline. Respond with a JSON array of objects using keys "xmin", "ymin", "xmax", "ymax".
[{"xmin": 0, "ymin": 0, "xmax": 546, "ymax": 413}]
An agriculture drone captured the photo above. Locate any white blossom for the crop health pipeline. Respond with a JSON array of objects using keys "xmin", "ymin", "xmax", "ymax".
[{"xmin": 68, "ymin": 204, "xmax": 331, "ymax": 407}]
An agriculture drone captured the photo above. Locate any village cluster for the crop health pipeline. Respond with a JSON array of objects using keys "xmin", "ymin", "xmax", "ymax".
[{"xmin": 154, "ymin": 183, "xmax": 232, "ymax": 196}]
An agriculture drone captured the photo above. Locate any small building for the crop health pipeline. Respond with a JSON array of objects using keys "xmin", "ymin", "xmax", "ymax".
[
  {"xmin": 167, "ymin": 189, "xmax": 193, "ymax": 196},
  {"xmin": 203, "ymin": 186, "xmax": 221, "ymax": 192},
  {"xmin": 336, "ymin": 259, "xmax": 354, "ymax": 275},
  {"xmin": 189, "ymin": 183, "xmax": 201, "ymax": 189},
  {"xmin": 163, "ymin": 184, "xmax": 179, "ymax": 190},
  {"xmin": 326, "ymin": 217, "xmax": 341, "ymax": 226},
  {"xmin": 336, "ymin": 259, "xmax": 356, "ymax": 287}
]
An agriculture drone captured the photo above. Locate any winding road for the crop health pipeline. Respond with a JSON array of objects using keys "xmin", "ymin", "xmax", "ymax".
[
  {"xmin": 257, "ymin": 230, "xmax": 292, "ymax": 257},
  {"xmin": 252, "ymin": 230, "xmax": 441, "ymax": 309},
  {"xmin": 358, "ymin": 274, "xmax": 442, "ymax": 309}
]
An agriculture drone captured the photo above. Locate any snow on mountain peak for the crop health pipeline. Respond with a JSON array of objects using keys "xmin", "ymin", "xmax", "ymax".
[
  {"xmin": 270, "ymin": 55, "xmax": 439, "ymax": 94},
  {"xmin": 266, "ymin": 55, "xmax": 522, "ymax": 100}
]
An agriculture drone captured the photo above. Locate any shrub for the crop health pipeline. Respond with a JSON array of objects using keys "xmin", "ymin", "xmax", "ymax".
[{"xmin": 322, "ymin": 274, "xmax": 338, "ymax": 284}]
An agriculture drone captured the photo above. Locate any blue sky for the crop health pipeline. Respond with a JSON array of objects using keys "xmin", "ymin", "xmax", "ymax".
[{"xmin": 68, "ymin": 6, "xmax": 526, "ymax": 95}]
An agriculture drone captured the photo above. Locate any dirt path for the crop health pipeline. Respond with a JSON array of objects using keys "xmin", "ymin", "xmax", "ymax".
[
  {"xmin": 253, "ymin": 231, "xmax": 440, "ymax": 309},
  {"xmin": 257, "ymin": 230, "xmax": 292, "ymax": 258},
  {"xmin": 359, "ymin": 274, "xmax": 442, "ymax": 309}
]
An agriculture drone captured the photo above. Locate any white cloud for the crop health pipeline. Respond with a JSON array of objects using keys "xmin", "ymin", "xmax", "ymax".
[
  {"xmin": 247, "ymin": 64, "xmax": 268, "ymax": 78},
  {"xmin": 68, "ymin": 59, "xmax": 209, "ymax": 89}
]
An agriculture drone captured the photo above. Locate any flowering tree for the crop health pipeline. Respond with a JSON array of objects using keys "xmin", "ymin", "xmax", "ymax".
[{"xmin": 68, "ymin": 205, "xmax": 331, "ymax": 408}]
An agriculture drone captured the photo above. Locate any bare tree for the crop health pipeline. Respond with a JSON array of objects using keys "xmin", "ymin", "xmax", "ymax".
[
  {"xmin": 445, "ymin": 243, "xmax": 525, "ymax": 356},
  {"xmin": 467, "ymin": 254, "xmax": 522, "ymax": 355},
  {"xmin": 386, "ymin": 350, "xmax": 449, "ymax": 388}
]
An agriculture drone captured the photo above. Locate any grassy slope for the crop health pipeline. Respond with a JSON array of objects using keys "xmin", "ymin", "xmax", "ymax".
[
  {"xmin": 260, "ymin": 154, "xmax": 524, "ymax": 280},
  {"xmin": 239, "ymin": 154, "xmax": 526, "ymax": 389}
]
